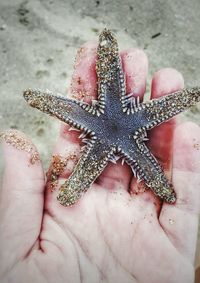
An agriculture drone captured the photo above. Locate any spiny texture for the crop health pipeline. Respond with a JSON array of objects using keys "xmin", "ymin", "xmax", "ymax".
[{"xmin": 23, "ymin": 29, "xmax": 200, "ymax": 206}]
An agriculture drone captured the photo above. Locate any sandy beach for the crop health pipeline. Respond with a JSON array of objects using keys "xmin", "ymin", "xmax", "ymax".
[{"xmin": 0, "ymin": 0, "xmax": 200, "ymax": 280}]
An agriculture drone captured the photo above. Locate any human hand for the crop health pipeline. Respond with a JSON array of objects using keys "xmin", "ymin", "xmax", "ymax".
[{"xmin": 0, "ymin": 42, "xmax": 200, "ymax": 283}]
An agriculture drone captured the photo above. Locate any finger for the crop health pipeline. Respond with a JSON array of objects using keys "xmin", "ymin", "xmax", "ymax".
[
  {"xmin": 69, "ymin": 41, "xmax": 98, "ymax": 103},
  {"xmin": 57, "ymin": 41, "xmax": 99, "ymax": 154},
  {"xmin": 121, "ymin": 48, "xmax": 148, "ymax": 100},
  {"xmin": 159, "ymin": 122, "xmax": 200, "ymax": 263},
  {"xmin": 149, "ymin": 68, "xmax": 184, "ymax": 169},
  {"xmin": 130, "ymin": 68, "xmax": 184, "ymax": 213},
  {"xmin": 0, "ymin": 130, "xmax": 45, "ymax": 268},
  {"xmin": 54, "ymin": 42, "xmax": 98, "ymax": 169}
]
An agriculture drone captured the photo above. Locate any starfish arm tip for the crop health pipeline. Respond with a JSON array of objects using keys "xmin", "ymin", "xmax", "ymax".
[{"xmin": 57, "ymin": 186, "xmax": 81, "ymax": 207}]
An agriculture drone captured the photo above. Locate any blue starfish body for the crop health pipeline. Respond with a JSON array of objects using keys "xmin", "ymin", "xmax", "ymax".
[{"xmin": 23, "ymin": 29, "xmax": 200, "ymax": 206}]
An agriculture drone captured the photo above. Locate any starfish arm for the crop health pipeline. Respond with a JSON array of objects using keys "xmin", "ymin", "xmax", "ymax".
[
  {"xmin": 140, "ymin": 87, "xmax": 200, "ymax": 130},
  {"xmin": 123, "ymin": 140, "xmax": 176, "ymax": 203},
  {"xmin": 23, "ymin": 89, "xmax": 97, "ymax": 132},
  {"xmin": 57, "ymin": 140, "xmax": 115, "ymax": 206},
  {"xmin": 96, "ymin": 29, "xmax": 126, "ymax": 113}
]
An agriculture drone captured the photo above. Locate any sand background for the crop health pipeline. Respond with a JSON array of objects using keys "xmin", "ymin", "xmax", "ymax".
[{"xmin": 0, "ymin": 0, "xmax": 200, "ymax": 280}]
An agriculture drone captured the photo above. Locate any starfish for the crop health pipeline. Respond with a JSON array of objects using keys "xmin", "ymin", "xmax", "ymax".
[{"xmin": 23, "ymin": 29, "xmax": 200, "ymax": 206}]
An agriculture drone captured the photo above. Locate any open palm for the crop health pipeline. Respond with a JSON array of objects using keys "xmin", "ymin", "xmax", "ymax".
[{"xmin": 0, "ymin": 42, "xmax": 200, "ymax": 283}]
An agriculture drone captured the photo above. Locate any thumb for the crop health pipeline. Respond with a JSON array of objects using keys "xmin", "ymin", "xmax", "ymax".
[
  {"xmin": 0, "ymin": 130, "xmax": 45, "ymax": 273},
  {"xmin": 159, "ymin": 122, "xmax": 200, "ymax": 263}
]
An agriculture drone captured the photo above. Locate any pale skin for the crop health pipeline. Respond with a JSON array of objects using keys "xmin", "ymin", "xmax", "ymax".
[{"xmin": 0, "ymin": 42, "xmax": 200, "ymax": 283}]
